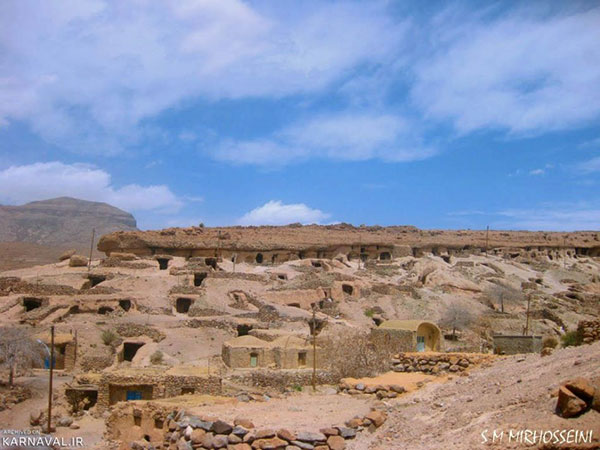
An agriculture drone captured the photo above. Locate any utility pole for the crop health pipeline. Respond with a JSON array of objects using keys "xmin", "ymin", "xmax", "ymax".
[
  {"xmin": 311, "ymin": 307, "xmax": 316, "ymax": 392},
  {"xmin": 485, "ymin": 225, "xmax": 489, "ymax": 255},
  {"xmin": 232, "ymin": 253, "xmax": 237, "ymax": 273},
  {"xmin": 87, "ymin": 229, "xmax": 96, "ymax": 272},
  {"xmin": 524, "ymin": 294, "xmax": 531, "ymax": 336},
  {"xmin": 47, "ymin": 325, "xmax": 55, "ymax": 433}
]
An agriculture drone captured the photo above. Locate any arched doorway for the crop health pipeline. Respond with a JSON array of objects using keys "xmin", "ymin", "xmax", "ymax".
[{"xmin": 416, "ymin": 322, "xmax": 440, "ymax": 352}]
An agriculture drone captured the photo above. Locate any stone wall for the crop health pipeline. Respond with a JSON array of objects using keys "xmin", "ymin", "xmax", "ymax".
[
  {"xmin": 370, "ymin": 328, "xmax": 415, "ymax": 353},
  {"xmin": 390, "ymin": 352, "xmax": 495, "ymax": 374},
  {"xmin": 492, "ymin": 335, "xmax": 542, "ymax": 355},
  {"xmin": 108, "ymin": 404, "xmax": 388, "ymax": 450},
  {"xmin": 96, "ymin": 373, "xmax": 222, "ymax": 412},
  {"xmin": 578, "ymin": 320, "xmax": 600, "ymax": 344},
  {"xmin": 228, "ymin": 369, "xmax": 337, "ymax": 391}
]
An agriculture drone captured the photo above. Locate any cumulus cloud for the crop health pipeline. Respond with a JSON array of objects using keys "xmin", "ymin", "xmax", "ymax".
[
  {"xmin": 576, "ymin": 156, "xmax": 600, "ymax": 174},
  {"xmin": 0, "ymin": 162, "xmax": 182, "ymax": 213},
  {"xmin": 412, "ymin": 5, "xmax": 600, "ymax": 134},
  {"xmin": 238, "ymin": 200, "xmax": 330, "ymax": 225},
  {"xmin": 0, "ymin": 0, "xmax": 402, "ymax": 153},
  {"xmin": 212, "ymin": 112, "xmax": 435, "ymax": 166}
]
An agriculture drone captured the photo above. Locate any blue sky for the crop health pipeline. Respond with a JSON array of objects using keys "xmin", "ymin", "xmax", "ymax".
[{"xmin": 0, "ymin": 0, "xmax": 599, "ymax": 230}]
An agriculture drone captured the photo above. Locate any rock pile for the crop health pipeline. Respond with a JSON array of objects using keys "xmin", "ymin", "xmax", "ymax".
[
  {"xmin": 578, "ymin": 320, "xmax": 600, "ymax": 344},
  {"xmin": 391, "ymin": 352, "xmax": 493, "ymax": 374},
  {"xmin": 131, "ymin": 408, "xmax": 387, "ymax": 450},
  {"xmin": 0, "ymin": 385, "xmax": 32, "ymax": 411},
  {"xmin": 556, "ymin": 377, "xmax": 600, "ymax": 418},
  {"xmin": 338, "ymin": 380, "xmax": 406, "ymax": 399}
]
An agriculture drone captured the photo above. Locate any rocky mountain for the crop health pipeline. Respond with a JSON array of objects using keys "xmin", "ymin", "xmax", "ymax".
[{"xmin": 0, "ymin": 197, "xmax": 138, "ymax": 267}]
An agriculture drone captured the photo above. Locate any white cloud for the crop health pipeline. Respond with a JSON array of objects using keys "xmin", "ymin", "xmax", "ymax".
[
  {"xmin": 576, "ymin": 156, "xmax": 600, "ymax": 174},
  {"xmin": 412, "ymin": 5, "xmax": 600, "ymax": 134},
  {"xmin": 496, "ymin": 205, "xmax": 600, "ymax": 231},
  {"xmin": 0, "ymin": 0, "xmax": 401, "ymax": 153},
  {"xmin": 0, "ymin": 162, "xmax": 182, "ymax": 213},
  {"xmin": 212, "ymin": 112, "xmax": 435, "ymax": 166},
  {"xmin": 238, "ymin": 200, "xmax": 330, "ymax": 225},
  {"xmin": 529, "ymin": 169, "xmax": 545, "ymax": 176}
]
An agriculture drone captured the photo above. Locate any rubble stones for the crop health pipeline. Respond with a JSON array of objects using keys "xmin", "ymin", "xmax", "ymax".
[{"xmin": 556, "ymin": 386, "xmax": 588, "ymax": 418}]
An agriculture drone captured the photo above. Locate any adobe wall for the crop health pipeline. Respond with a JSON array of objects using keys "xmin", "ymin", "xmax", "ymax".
[
  {"xmin": 492, "ymin": 335, "xmax": 542, "ymax": 355},
  {"xmin": 370, "ymin": 328, "xmax": 415, "ymax": 353},
  {"xmin": 222, "ymin": 346, "xmax": 274, "ymax": 369}
]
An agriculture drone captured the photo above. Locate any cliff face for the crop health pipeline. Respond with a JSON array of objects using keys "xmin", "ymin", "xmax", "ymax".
[
  {"xmin": 0, "ymin": 197, "xmax": 138, "ymax": 249},
  {"xmin": 97, "ymin": 224, "xmax": 600, "ymax": 262}
]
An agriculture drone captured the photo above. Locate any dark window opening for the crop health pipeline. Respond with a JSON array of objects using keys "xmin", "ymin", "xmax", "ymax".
[
  {"xmin": 154, "ymin": 419, "xmax": 164, "ymax": 429},
  {"xmin": 98, "ymin": 306, "xmax": 114, "ymax": 315},
  {"xmin": 57, "ymin": 344, "xmax": 66, "ymax": 355},
  {"xmin": 205, "ymin": 257, "xmax": 217, "ymax": 270},
  {"xmin": 88, "ymin": 274, "xmax": 106, "ymax": 287},
  {"xmin": 311, "ymin": 261, "xmax": 322, "ymax": 268},
  {"xmin": 143, "ymin": 435, "xmax": 151, "ymax": 442},
  {"xmin": 298, "ymin": 352, "xmax": 307, "ymax": 367},
  {"xmin": 237, "ymin": 324, "xmax": 253, "ymax": 336},
  {"xmin": 298, "ymin": 251, "xmax": 305, "ymax": 259},
  {"xmin": 255, "ymin": 253, "xmax": 263, "ymax": 264},
  {"xmin": 123, "ymin": 343, "xmax": 145, "ymax": 362},
  {"xmin": 379, "ymin": 252, "xmax": 391, "ymax": 261},
  {"xmin": 23, "ymin": 297, "xmax": 42, "ymax": 311},
  {"xmin": 82, "ymin": 391, "xmax": 97, "ymax": 410},
  {"xmin": 372, "ymin": 316, "xmax": 383, "ymax": 326},
  {"xmin": 194, "ymin": 272, "xmax": 207, "ymax": 287},
  {"xmin": 342, "ymin": 284, "xmax": 354, "ymax": 295},
  {"xmin": 271, "ymin": 254, "xmax": 278, "ymax": 264},
  {"xmin": 277, "ymin": 274, "xmax": 286, "ymax": 280},
  {"xmin": 157, "ymin": 258, "xmax": 169, "ymax": 270},
  {"xmin": 181, "ymin": 387, "xmax": 195, "ymax": 395},
  {"xmin": 287, "ymin": 303, "xmax": 301, "ymax": 308},
  {"xmin": 134, "ymin": 415, "xmax": 142, "ymax": 426},
  {"xmin": 68, "ymin": 305, "xmax": 80, "ymax": 314},
  {"xmin": 119, "ymin": 300, "xmax": 131, "ymax": 311},
  {"xmin": 176, "ymin": 297, "xmax": 193, "ymax": 314}
]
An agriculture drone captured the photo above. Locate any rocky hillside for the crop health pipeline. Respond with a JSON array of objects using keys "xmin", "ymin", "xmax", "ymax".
[{"xmin": 0, "ymin": 197, "xmax": 137, "ymax": 269}]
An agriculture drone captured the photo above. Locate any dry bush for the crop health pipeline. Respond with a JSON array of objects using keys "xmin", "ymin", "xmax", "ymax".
[
  {"xmin": 320, "ymin": 329, "xmax": 393, "ymax": 380},
  {"xmin": 439, "ymin": 303, "xmax": 475, "ymax": 340},
  {"xmin": 150, "ymin": 351, "xmax": 163, "ymax": 365},
  {"xmin": 542, "ymin": 336, "xmax": 558, "ymax": 349},
  {"xmin": 101, "ymin": 329, "xmax": 118, "ymax": 346},
  {"xmin": 0, "ymin": 327, "xmax": 44, "ymax": 386}
]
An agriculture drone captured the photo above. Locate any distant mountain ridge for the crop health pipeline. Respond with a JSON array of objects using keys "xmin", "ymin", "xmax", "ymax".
[{"xmin": 0, "ymin": 197, "xmax": 138, "ymax": 250}]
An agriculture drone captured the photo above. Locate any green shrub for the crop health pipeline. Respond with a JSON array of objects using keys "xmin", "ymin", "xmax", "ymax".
[
  {"xmin": 542, "ymin": 336, "xmax": 558, "ymax": 349},
  {"xmin": 150, "ymin": 351, "xmax": 163, "ymax": 365},
  {"xmin": 364, "ymin": 308, "xmax": 375, "ymax": 318},
  {"xmin": 561, "ymin": 330, "xmax": 583, "ymax": 348},
  {"xmin": 101, "ymin": 329, "xmax": 118, "ymax": 346},
  {"xmin": 292, "ymin": 384, "xmax": 303, "ymax": 392}
]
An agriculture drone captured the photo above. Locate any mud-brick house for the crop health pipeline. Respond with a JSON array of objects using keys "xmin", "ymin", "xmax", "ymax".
[
  {"xmin": 37, "ymin": 332, "xmax": 77, "ymax": 371},
  {"xmin": 94, "ymin": 367, "xmax": 221, "ymax": 412},
  {"xmin": 222, "ymin": 334, "xmax": 322, "ymax": 369},
  {"xmin": 371, "ymin": 320, "xmax": 442, "ymax": 352}
]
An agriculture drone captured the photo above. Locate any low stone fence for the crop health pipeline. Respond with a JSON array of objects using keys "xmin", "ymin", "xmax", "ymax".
[
  {"xmin": 578, "ymin": 320, "xmax": 600, "ymax": 344},
  {"xmin": 228, "ymin": 369, "xmax": 337, "ymax": 392},
  {"xmin": 390, "ymin": 352, "xmax": 494, "ymax": 375},
  {"xmin": 125, "ymin": 407, "xmax": 387, "ymax": 450},
  {"xmin": 338, "ymin": 381, "xmax": 405, "ymax": 399}
]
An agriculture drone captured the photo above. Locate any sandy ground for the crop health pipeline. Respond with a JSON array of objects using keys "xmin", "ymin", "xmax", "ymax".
[
  {"xmin": 182, "ymin": 388, "xmax": 373, "ymax": 430},
  {"xmin": 348, "ymin": 342, "xmax": 600, "ymax": 450},
  {"xmin": 343, "ymin": 371, "xmax": 439, "ymax": 392}
]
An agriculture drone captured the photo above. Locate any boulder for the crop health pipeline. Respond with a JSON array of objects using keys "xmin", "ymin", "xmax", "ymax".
[
  {"xmin": 252, "ymin": 437, "xmax": 288, "ymax": 449},
  {"xmin": 277, "ymin": 429, "xmax": 296, "ymax": 442},
  {"xmin": 296, "ymin": 431, "xmax": 326, "ymax": 443},
  {"xmin": 212, "ymin": 434, "xmax": 228, "ymax": 448},
  {"xmin": 69, "ymin": 255, "xmax": 88, "ymax": 267},
  {"xmin": 212, "ymin": 419, "xmax": 233, "ymax": 435},
  {"xmin": 327, "ymin": 436, "xmax": 346, "ymax": 450},
  {"xmin": 335, "ymin": 427, "xmax": 356, "ymax": 439},
  {"xmin": 59, "ymin": 249, "xmax": 76, "ymax": 261},
  {"xmin": 235, "ymin": 417, "xmax": 255, "ymax": 429},
  {"xmin": 556, "ymin": 386, "xmax": 587, "ymax": 418},
  {"xmin": 255, "ymin": 429, "xmax": 276, "ymax": 439},
  {"xmin": 190, "ymin": 429, "xmax": 206, "ymax": 444},
  {"xmin": 365, "ymin": 410, "xmax": 386, "ymax": 428},
  {"xmin": 564, "ymin": 378, "xmax": 595, "ymax": 403}
]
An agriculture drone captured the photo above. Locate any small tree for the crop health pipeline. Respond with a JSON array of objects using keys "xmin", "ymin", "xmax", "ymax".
[
  {"xmin": 0, "ymin": 327, "xmax": 44, "ymax": 386},
  {"xmin": 485, "ymin": 283, "xmax": 523, "ymax": 313},
  {"xmin": 439, "ymin": 303, "xmax": 474, "ymax": 340}
]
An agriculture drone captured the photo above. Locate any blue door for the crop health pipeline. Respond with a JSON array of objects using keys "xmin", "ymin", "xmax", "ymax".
[
  {"xmin": 416, "ymin": 336, "xmax": 426, "ymax": 352},
  {"xmin": 126, "ymin": 390, "xmax": 142, "ymax": 401}
]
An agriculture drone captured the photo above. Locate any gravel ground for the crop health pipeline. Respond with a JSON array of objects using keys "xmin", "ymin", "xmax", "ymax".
[{"xmin": 349, "ymin": 342, "xmax": 600, "ymax": 450}]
